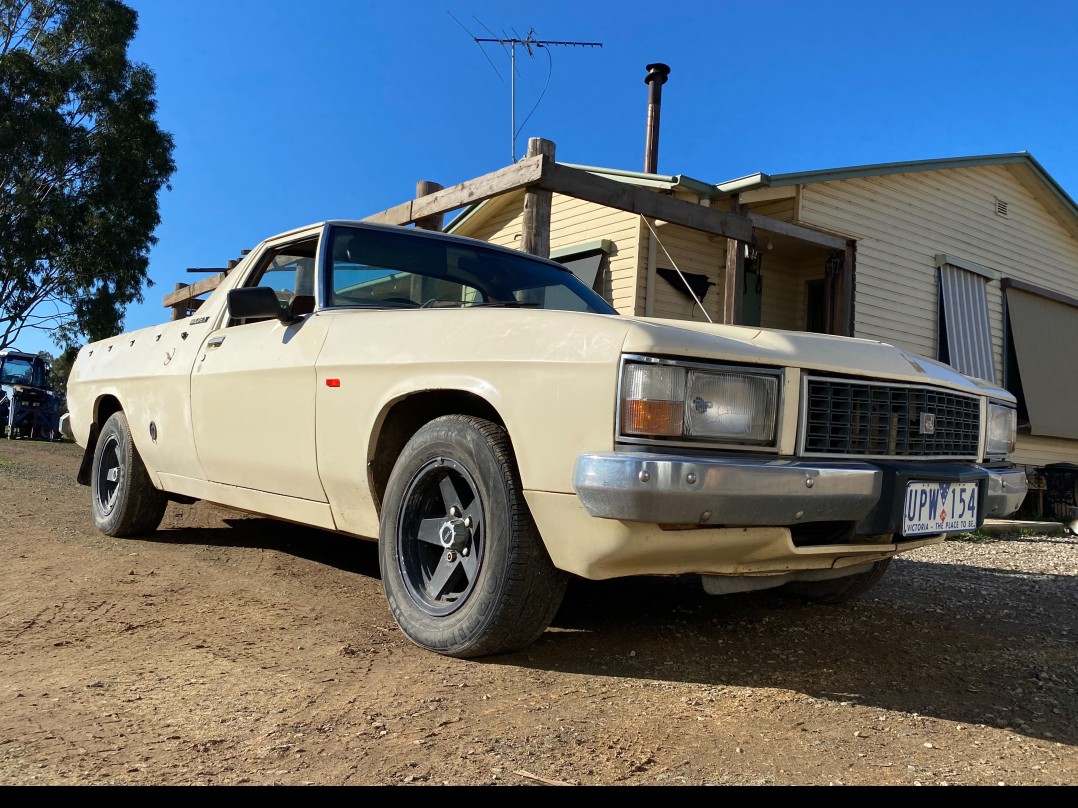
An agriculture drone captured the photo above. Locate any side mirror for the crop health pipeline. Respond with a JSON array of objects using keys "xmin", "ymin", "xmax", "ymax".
[
  {"xmin": 227, "ymin": 286, "xmax": 295, "ymax": 323},
  {"xmin": 288, "ymin": 294, "xmax": 316, "ymax": 318}
]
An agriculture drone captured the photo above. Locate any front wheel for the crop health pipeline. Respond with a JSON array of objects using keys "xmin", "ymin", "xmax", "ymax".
[
  {"xmin": 378, "ymin": 415, "xmax": 567, "ymax": 658},
  {"xmin": 90, "ymin": 411, "xmax": 168, "ymax": 537}
]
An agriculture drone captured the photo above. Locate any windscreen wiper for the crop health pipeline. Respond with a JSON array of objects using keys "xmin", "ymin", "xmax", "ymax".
[{"xmin": 419, "ymin": 299, "xmax": 541, "ymax": 309}]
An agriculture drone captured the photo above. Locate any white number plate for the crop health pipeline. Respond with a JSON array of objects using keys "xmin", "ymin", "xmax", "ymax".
[{"xmin": 902, "ymin": 481, "xmax": 979, "ymax": 536}]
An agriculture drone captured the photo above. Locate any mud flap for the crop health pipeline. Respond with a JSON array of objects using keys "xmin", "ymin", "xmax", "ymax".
[{"xmin": 76, "ymin": 421, "xmax": 100, "ymax": 486}]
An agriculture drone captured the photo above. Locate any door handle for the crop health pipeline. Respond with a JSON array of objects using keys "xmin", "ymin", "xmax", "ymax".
[{"xmin": 207, "ymin": 336, "xmax": 226, "ymax": 349}]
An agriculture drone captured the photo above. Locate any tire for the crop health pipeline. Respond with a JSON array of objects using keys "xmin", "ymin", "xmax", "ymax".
[
  {"xmin": 776, "ymin": 559, "xmax": 892, "ymax": 605},
  {"xmin": 90, "ymin": 411, "xmax": 168, "ymax": 537},
  {"xmin": 378, "ymin": 414, "xmax": 567, "ymax": 658}
]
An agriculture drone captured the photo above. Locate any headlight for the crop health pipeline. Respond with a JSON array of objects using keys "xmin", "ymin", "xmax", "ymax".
[
  {"xmin": 986, "ymin": 402, "xmax": 1017, "ymax": 457},
  {"xmin": 620, "ymin": 359, "xmax": 779, "ymax": 446}
]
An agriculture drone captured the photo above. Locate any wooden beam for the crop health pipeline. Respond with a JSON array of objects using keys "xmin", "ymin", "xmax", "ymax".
[
  {"xmin": 539, "ymin": 162, "xmax": 755, "ymax": 242},
  {"xmin": 747, "ymin": 213, "xmax": 848, "ymax": 251},
  {"xmin": 162, "ymin": 273, "xmax": 226, "ymax": 307},
  {"xmin": 363, "ymin": 155, "xmax": 547, "ymax": 226},
  {"xmin": 363, "ymin": 153, "xmax": 768, "ymax": 243},
  {"xmin": 413, "ymin": 181, "xmax": 445, "ymax": 231},
  {"xmin": 520, "ymin": 138, "xmax": 555, "ymax": 258}
]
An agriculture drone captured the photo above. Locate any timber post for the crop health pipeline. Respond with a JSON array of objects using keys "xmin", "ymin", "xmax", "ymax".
[
  {"xmin": 520, "ymin": 138, "xmax": 555, "ymax": 258},
  {"xmin": 171, "ymin": 283, "xmax": 189, "ymax": 321},
  {"xmin": 721, "ymin": 195, "xmax": 745, "ymax": 324},
  {"xmin": 842, "ymin": 240, "xmax": 856, "ymax": 336},
  {"xmin": 414, "ymin": 181, "xmax": 445, "ymax": 231}
]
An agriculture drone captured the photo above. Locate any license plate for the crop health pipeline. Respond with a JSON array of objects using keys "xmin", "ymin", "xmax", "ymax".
[{"xmin": 902, "ymin": 480, "xmax": 979, "ymax": 536}]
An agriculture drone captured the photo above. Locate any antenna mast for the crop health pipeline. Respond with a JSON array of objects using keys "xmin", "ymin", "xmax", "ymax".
[{"xmin": 472, "ymin": 30, "xmax": 602, "ymax": 162}]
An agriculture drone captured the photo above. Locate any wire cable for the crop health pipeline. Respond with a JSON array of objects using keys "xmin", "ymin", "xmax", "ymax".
[{"xmin": 641, "ymin": 217, "xmax": 714, "ymax": 323}]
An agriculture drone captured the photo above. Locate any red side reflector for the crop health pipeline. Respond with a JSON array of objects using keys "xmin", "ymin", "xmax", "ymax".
[{"xmin": 326, "ymin": 378, "xmax": 341, "ymax": 388}]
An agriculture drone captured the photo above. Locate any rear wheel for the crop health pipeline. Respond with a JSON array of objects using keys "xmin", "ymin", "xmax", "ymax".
[
  {"xmin": 379, "ymin": 415, "xmax": 567, "ymax": 658},
  {"xmin": 90, "ymin": 411, "xmax": 168, "ymax": 537},
  {"xmin": 776, "ymin": 559, "xmax": 892, "ymax": 604}
]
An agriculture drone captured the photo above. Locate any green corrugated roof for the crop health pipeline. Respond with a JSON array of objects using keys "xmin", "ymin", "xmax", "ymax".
[
  {"xmin": 776, "ymin": 151, "xmax": 1078, "ymax": 219},
  {"xmin": 767, "ymin": 152, "xmax": 1037, "ymax": 186},
  {"xmin": 722, "ymin": 152, "xmax": 1078, "ymax": 222}
]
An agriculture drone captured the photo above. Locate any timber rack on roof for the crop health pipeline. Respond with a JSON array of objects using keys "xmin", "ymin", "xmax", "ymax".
[
  {"xmin": 163, "ymin": 137, "xmax": 854, "ymax": 329},
  {"xmin": 162, "ymin": 265, "xmax": 234, "ymax": 321}
]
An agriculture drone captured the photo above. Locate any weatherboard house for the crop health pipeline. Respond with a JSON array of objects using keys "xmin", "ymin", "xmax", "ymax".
[{"xmin": 166, "ymin": 146, "xmax": 1078, "ymax": 518}]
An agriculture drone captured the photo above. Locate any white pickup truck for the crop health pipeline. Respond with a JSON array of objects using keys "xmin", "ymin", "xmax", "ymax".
[{"xmin": 66, "ymin": 220, "xmax": 1028, "ymax": 658}]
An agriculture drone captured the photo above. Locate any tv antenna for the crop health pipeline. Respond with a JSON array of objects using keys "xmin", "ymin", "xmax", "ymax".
[{"xmin": 449, "ymin": 14, "xmax": 602, "ymax": 162}]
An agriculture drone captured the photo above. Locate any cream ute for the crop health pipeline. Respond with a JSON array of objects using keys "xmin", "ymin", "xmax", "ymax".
[{"xmin": 66, "ymin": 220, "xmax": 1027, "ymax": 658}]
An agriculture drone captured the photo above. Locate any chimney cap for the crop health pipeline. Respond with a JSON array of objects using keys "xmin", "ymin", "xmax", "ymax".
[{"xmin": 645, "ymin": 63, "xmax": 670, "ymax": 85}]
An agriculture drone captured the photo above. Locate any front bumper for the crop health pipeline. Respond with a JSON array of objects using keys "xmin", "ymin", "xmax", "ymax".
[{"xmin": 573, "ymin": 452, "xmax": 1028, "ymax": 532}]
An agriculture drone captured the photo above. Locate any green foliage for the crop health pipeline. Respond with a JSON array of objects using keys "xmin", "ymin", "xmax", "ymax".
[
  {"xmin": 0, "ymin": 0, "xmax": 176, "ymax": 350},
  {"xmin": 36, "ymin": 345, "xmax": 75, "ymax": 408}
]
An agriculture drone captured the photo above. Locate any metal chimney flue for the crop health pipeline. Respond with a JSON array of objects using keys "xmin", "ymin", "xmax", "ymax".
[{"xmin": 644, "ymin": 63, "xmax": 670, "ymax": 174}]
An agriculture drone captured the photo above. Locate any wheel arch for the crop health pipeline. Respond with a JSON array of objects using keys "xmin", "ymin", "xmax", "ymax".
[
  {"xmin": 368, "ymin": 390, "xmax": 509, "ymax": 516},
  {"xmin": 76, "ymin": 394, "xmax": 124, "ymax": 486}
]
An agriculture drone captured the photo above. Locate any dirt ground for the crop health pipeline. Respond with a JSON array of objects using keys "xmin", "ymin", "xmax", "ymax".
[{"xmin": 1, "ymin": 439, "xmax": 1076, "ymax": 787}]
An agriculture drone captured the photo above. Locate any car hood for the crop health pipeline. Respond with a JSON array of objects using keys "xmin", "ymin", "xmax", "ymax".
[{"xmin": 618, "ymin": 316, "xmax": 1014, "ymax": 402}]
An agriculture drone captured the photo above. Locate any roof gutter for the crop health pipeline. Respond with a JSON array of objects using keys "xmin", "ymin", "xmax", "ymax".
[{"xmin": 712, "ymin": 172, "xmax": 772, "ymax": 197}]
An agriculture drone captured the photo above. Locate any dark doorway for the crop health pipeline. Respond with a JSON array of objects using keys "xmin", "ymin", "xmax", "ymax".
[{"xmin": 806, "ymin": 279, "xmax": 827, "ymax": 334}]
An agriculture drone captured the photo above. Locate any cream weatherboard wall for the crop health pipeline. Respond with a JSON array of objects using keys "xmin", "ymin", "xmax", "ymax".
[
  {"xmin": 795, "ymin": 164, "xmax": 1078, "ymax": 468},
  {"xmin": 643, "ymin": 221, "xmax": 726, "ymax": 323},
  {"xmin": 454, "ymin": 193, "xmax": 523, "ymax": 250}
]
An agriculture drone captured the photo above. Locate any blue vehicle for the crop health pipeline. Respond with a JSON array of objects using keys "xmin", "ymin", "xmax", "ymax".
[{"xmin": 0, "ymin": 349, "xmax": 61, "ymax": 441}]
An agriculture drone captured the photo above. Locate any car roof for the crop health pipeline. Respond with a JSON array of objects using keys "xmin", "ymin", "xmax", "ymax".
[{"xmin": 262, "ymin": 219, "xmax": 573, "ymax": 273}]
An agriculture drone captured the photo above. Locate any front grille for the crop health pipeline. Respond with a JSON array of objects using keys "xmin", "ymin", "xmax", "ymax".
[{"xmin": 801, "ymin": 377, "xmax": 980, "ymax": 459}]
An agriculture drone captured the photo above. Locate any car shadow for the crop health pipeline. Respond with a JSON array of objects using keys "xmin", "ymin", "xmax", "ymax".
[
  {"xmin": 133, "ymin": 518, "xmax": 1076, "ymax": 747},
  {"xmin": 505, "ymin": 556, "xmax": 1078, "ymax": 746},
  {"xmin": 142, "ymin": 517, "xmax": 382, "ymax": 578}
]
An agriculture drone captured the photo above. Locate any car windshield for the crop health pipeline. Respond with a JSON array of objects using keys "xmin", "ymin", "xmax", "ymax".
[
  {"xmin": 327, "ymin": 226, "xmax": 618, "ymax": 314},
  {"xmin": 0, "ymin": 356, "xmax": 43, "ymax": 387}
]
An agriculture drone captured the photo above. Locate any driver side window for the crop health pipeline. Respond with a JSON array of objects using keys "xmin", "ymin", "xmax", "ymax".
[{"xmin": 229, "ymin": 238, "xmax": 318, "ymax": 326}]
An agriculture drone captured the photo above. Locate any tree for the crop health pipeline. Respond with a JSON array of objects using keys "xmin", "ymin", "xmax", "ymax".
[
  {"xmin": 0, "ymin": 0, "xmax": 175, "ymax": 350},
  {"xmin": 40, "ymin": 345, "xmax": 76, "ymax": 407}
]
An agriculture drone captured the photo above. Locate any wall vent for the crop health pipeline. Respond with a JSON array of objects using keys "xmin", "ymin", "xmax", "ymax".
[{"xmin": 995, "ymin": 198, "xmax": 1009, "ymax": 217}]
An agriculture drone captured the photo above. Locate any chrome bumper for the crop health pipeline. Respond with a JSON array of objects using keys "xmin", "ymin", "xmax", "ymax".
[
  {"xmin": 982, "ymin": 466, "xmax": 1029, "ymax": 518},
  {"xmin": 573, "ymin": 453, "xmax": 1027, "ymax": 526}
]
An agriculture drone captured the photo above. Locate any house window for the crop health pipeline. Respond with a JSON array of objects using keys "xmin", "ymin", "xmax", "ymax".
[
  {"xmin": 936, "ymin": 258, "xmax": 996, "ymax": 383},
  {"xmin": 1003, "ymin": 279, "xmax": 1078, "ymax": 441}
]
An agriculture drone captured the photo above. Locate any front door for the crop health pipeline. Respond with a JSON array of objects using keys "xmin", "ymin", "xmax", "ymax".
[{"xmin": 190, "ymin": 234, "xmax": 329, "ymax": 502}]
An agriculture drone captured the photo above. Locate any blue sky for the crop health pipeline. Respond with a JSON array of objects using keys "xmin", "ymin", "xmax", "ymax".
[{"xmin": 19, "ymin": 0, "xmax": 1078, "ymax": 354}]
